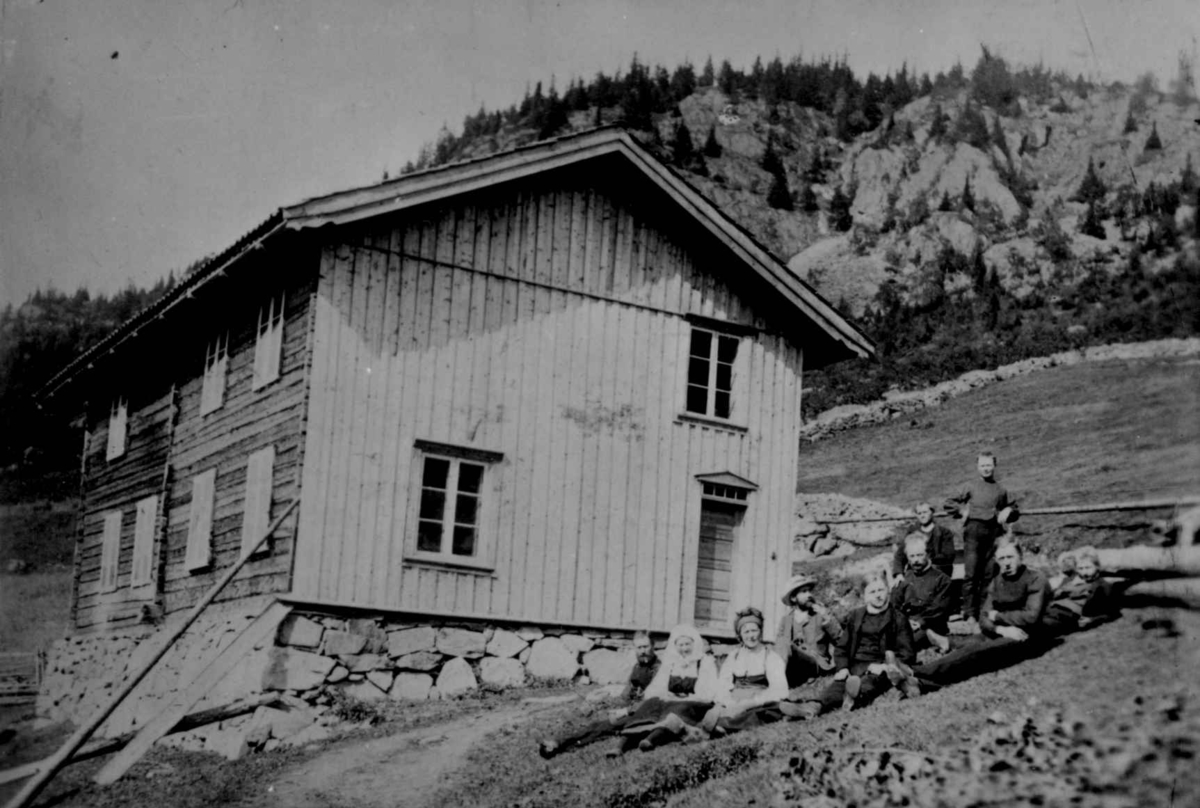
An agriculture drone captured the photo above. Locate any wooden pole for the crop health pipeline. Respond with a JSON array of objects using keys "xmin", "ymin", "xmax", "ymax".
[
  {"xmin": 819, "ymin": 495, "xmax": 1200, "ymax": 524},
  {"xmin": 3, "ymin": 498, "xmax": 298, "ymax": 808}
]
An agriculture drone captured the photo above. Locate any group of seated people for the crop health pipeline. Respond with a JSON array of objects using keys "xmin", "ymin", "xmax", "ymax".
[{"xmin": 537, "ymin": 533, "xmax": 1117, "ymax": 759}]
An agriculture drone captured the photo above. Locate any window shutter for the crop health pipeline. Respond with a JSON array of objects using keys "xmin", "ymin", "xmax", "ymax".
[
  {"xmin": 252, "ymin": 294, "xmax": 284, "ymax": 389},
  {"xmin": 240, "ymin": 446, "xmax": 275, "ymax": 557},
  {"xmin": 185, "ymin": 469, "xmax": 217, "ymax": 571},
  {"xmin": 200, "ymin": 335, "xmax": 228, "ymax": 415},
  {"xmin": 131, "ymin": 495, "xmax": 158, "ymax": 587},
  {"xmin": 100, "ymin": 510, "xmax": 123, "ymax": 593}
]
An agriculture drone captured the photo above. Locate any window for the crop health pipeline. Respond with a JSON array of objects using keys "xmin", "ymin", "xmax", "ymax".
[
  {"xmin": 200, "ymin": 332, "xmax": 229, "ymax": 415},
  {"xmin": 185, "ymin": 469, "xmax": 217, "ymax": 571},
  {"xmin": 409, "ymin": 441, "xmax": 502, "ymax": 568},
  {"xmin": 99, "ymin": 510, "xmax": 123, "ymax": 593},
  {"xmin": 252, "ymin": 292, "xmax": 285, "ymax": 390},
  {"xmin": 240, "ymin": 446, "xmax": 275, "ymax": 557},
  {"xmin": 130, "ymin": 495, "xmax": 158, "ymax": 588},
  {"xmin": 686, "ymin": 328, "xmax": 739, "ymax": 420},
  {"xmin": 105, "ymin": 397, "xmax": 128, "ymax": 461}
]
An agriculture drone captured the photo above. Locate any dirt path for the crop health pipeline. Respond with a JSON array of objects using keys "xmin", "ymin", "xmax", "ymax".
[{"xmin": 260, "ymin": 704, "xmax": 550, "ymax": 808}]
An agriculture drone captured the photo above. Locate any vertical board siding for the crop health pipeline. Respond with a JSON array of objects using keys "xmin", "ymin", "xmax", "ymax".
[{"xmin": 297, "ymin": 170, "xmax": 803, "ymax": 633}]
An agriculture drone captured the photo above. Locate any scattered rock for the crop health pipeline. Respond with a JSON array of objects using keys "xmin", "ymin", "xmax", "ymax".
[
  {"xmin": 390, "ymin": 673, "xmax": 433, "ymax": 701},
  {"xmin": 340, "ymin": 653, "xmax": 386, "ymax": 674},
  {"xmin": 582, "ymin": 648, "xmax": 634, "ymax": 685},
  {"xmin": 394, "ymin": 651, "xmax": 442, "ymax": 672},
  {"xmin": 278, "ymin": 616, "xmax": 325, "ymax": 650},
  {"xmin": 387, "ymin": 626, "xmax": 437, "ymax": 658},
  {"xmin": 322, "ymin": 631, "xmax": 368, "ymax": 657},
  {"xmin": 526, "ymin": 637, "xmax": 580, "ymax": 680},
  {"xmin": 326, "ymin": 665, "xmax": 350, "ymax": 684},
  {"xmin": 263, "ymin": 648, "xmax": 336, "ymax": 692},
  {"xmin": 485, "ymin": 629, "xmax": 528, "ymax": 659},
  {"xmin": 435, "ymin": 657, "xmax": 478, "ymax": 697},
  {"xmin": 479, "ymin": 657, "xmax": 525, "ymax": 689},
  {"xmin": 516, "ymin": 627, "xmax": 544, "ymax": 642},
  {"xmin": 367, "ymin": 670, "xmax": 394, "ymax": 692},
  {"xmin": 436, "ymin": 628, "xmax": 487, "ymax": 658}
]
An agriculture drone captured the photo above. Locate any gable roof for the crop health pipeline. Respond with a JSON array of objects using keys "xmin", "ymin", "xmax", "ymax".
[{"xmin": 38, "ymin": 126, "xmax": 872, "ymax": 402}]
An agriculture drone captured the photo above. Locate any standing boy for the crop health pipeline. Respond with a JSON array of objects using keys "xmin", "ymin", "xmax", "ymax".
[{"xmin": 944, "ymin": 453, "xmax": 1018, "ymax": 621}]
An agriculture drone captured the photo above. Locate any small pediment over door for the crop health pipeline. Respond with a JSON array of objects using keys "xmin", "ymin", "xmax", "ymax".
[{"xmin": 695, "ymin": 471, "xmax": 757, "ymax": 504}]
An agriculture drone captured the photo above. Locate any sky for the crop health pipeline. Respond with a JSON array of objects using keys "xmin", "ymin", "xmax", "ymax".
[{"xmin": 2, "ymin": 0, "xmax": 1197, "ymax": 305}]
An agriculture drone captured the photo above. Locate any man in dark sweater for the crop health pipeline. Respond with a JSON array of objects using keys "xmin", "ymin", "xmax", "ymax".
[
  {"xmin": 892, "ymin": 502, "xmax": 957, "ymax": 582},
  {"xmin": 622, "ymin": 631, "xmax": 662, "ymax": 701},
  {"xmin": 1041, "ymin": 546, "xmax": 1119, "ymax": 636},
  {"xmin": 945, "ymin": 453, "xmax": 1019, "ymax": 620},
  {"xmin": 914, "ymin": 541, "xmax": 1050, "ymax": 689},
  {"xmin": 892, "ymin": 533, "xmax": 953, "ymax": 652}
]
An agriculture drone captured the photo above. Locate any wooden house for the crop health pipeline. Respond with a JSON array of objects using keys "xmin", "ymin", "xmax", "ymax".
[{"xmin": 40, "ymin": 128, "xmax": 873, "ymax": 639}]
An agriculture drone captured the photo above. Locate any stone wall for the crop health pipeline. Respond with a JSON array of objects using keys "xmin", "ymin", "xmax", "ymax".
[
  {"xmin": 36, "ymin": 604, "xmax": 673, "ymax": 738},
  {"xmin": 800, "ymin": 337, "xmax": 1200, "ymax": 442}
]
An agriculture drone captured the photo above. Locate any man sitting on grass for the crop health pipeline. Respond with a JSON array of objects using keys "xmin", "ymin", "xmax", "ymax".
[
  {"xmin": 892, "ymin": 533, "xmax": 953, "ymax": 654},
  {"xmin": 1041, "ymin": 546, "xmax": 1119, "ymax": 636},
  {"xmin": 913, "ymin": 540, "xmax": 1051, "ymax": 690},
  {"xmin": 893, "ymin": 502, "xmax": 957, "ymax": 583}
]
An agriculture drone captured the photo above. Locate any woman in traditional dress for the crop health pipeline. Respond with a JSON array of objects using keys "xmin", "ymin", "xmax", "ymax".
[{"xmin": 704, "ymin": 606, "xmax": 789, "ymax": 735}]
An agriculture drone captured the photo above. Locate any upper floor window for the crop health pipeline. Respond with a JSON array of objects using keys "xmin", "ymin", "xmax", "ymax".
[
  {"xmin": 105, "ymin": 397, "xmax": 128, "ymax": 461},
  {"xmin": 252, "ymin": 292, "xmax": 285, "ymax": 390},
  {"xmin": 200, "ymin": 332, "xmax": 229, "ymax": 415},
  {"xmin": 408, "ymin": 441, "xmax": 502, "ymax": 569},
  {"xmin": 686, "ymin": 328, "xmax": 739, "ymax": 420}
]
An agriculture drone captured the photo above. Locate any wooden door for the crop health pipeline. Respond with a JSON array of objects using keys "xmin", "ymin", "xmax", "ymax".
[{"xmin": 694, "ymin": 500, "xmax": 743, "ymax": 626}]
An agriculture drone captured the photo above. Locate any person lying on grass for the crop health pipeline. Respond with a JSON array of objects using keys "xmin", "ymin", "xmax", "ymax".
[
  {"xmin": 537, "ymin": 629, "xmax": 665, "ymax": 758},
  {"xmin": 892, "ymin": 533, "xmax": 954, "ymax": 654},
  {"xmin": 790, "ymin": 573, "xmax": 919, "ymax": 719},
  {"xmin": 914, "ymin": 540, "xmax": 1052, "ymax": 690},
  {"xmin": 775, "ymin": 574, "xmax": 843, "ymax": 692},
  {"xmin": 699, "ymin": 606, "xmax": 790, "ymax": 736},
  {"xmin": 1041, "ymin": 546, "xmax": 1119, "ymax": 636},
  {"xmin": 538, "ymin": 624, "xmax": 717, "ymax": 757}
]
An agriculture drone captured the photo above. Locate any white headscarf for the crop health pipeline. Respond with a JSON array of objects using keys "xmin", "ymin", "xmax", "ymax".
[{"xmin": 662, "ymin": 623, "xmax": 706, "ymax": 666}]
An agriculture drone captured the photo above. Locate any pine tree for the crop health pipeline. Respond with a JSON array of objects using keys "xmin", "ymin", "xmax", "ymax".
[
  {"xmin": 1144, "ymin": 121, "xmax": 1163, "ymax": 151},
  {"xmin": 760, "ymin": 137, "xmax": 783, "ymax": 175},
  {"xmin": 699, "ymin": 56, "xmax": 715, "ymax": 87},
  {"xmin": 800, "ymin": 182, "xmax": 819, "ymax": 212},
  {"xmin": 938, "ymin": 190, "xmax": 953, "ymax": 211},
  {"xmin": 829, "ymin": 186, "xmax": 853, "ymax": 231},
  {"xmin": 1123, "ymin": 110, "xmax": 1138, "ymax": 134},
  {"xmin": 767, "ymin": 170, "xmax": 794, "ymax": 210},
  {"xmin": 961, "ymin": 176, "xmax": 976, "ymax": 213},
  {"xmin": 1073, "ymin": 157, "xmax": 1108, "ymax": 204},
  {"xmin": 702, "ymin": 124, "xmax": 722, "ymax": 157},
  {"xmin": 1180, "ymin": 153, "xmax": 1198, "ymax": 194},
  {"xmin": 672, "ymin": 121, "xmax": 695, "ymax": 166},
  {"xmin": 929, "ymin": 103, "xmax": 948, "ymax": 140},
  {"xmin": 1079, "ymin": 199, "xmax": 1106, "ymax": 239},
  {"xmin": 717, "ymin": 60, "xmax": 738, "ymax": 97}
]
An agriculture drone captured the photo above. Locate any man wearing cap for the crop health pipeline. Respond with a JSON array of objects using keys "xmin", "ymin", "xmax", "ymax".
[
  {"xmin": 774, "ymin": 574, "xmax": 844, "ymax": 691},
  {"xmin": 944, "ymin": 453, "xmax": 1019, "ymax": 622}
]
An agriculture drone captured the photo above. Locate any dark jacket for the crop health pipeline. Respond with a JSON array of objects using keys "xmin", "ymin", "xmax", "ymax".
[
  {"xmin": 622, "ymin": 654, "xmax": 661, "ymax": 701},
  {"xmin": 893, "ymin": 565, "xmax": 954, "ymax": 629},
  {"xmin": 892, "ymin": 524, "xmax": 958, "ymax": 576},
  {"xmin": 980, "ymin": 566, "xmax": 1051, "ymax": 634},
  {"xmin": 775, "ymin": 607, "xmax": 843, "ymax": 670},
  {"xmin": 833, "ymin": 604, "xmax": 916, "ymax": 670}
]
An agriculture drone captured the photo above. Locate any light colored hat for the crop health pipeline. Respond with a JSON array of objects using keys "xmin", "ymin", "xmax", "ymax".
[{"xmin": 781, "ymin": 574, "xmax": 818, "ymax": 605}]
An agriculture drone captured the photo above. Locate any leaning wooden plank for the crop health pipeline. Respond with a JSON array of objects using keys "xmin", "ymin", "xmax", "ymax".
[
  {"xmin": 1122, "ymin": 576, "xmax": 1200, "ymax": 607},
  {"xmin": 3, "ymin": 499, "xmax": 298, "ymax": 808},
  {"xmin": 0, "ymin": 693, "xmax": 280, "ymax": 787},
  {"xmin": 93, "ymin": 599, "xmax": 293, "ymax": 786},
  {"xmin": 1096, "ymin": 545, "xmax": 1200, "ymax": 576}
]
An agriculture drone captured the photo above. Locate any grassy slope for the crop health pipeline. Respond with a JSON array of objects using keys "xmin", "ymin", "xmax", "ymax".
[
  {"xmin": 796, "ymin": 355, "xmax": 1200, "ymax": 508},
  {"xmin": 0, "ymin": 502, "xmax": 76, "ymax": 653}
]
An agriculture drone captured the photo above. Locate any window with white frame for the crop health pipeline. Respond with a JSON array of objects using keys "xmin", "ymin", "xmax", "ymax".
[
  {"xmin": 409, "ymin": 441, "xmax": 501, "ymax": 567},
  {"xmin": 99, "ymin": 510, "xmax": 123, "ymax": 593},
  {"xmin": 240, "ymin": 446, "xmax": 275, "ymax": 557},
  {"xmin": 105, "ymin": 397, "xmax": 128, "ymax": 461},
  {"xmin": 185, "ymin": 469, "xmax": 217, "ymax": 571},
  {"xmin": 200, "ymin": 332, "xmax": 229, "ymax": 415},
  {"xmin": 685, "ymin": 327, "xmax": 740, "ymax": 420},
  {"xmin": 252, "ymin": 292, "xmax": 285, "ymax": 390},
  {"xmin": 130, "ymin": 494, "xmax": 158, "ymax": 588}
]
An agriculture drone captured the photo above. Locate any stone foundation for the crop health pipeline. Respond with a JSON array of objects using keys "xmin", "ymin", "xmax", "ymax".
[{"xmin": 36, "ymin": 602, "xmax": 685, "ymax": 739}]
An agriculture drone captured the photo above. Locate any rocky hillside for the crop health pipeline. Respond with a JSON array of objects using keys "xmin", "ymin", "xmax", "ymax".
[{"xmin": 427, "ymin": 60, "xmax": 1200, "ymax": 417}]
